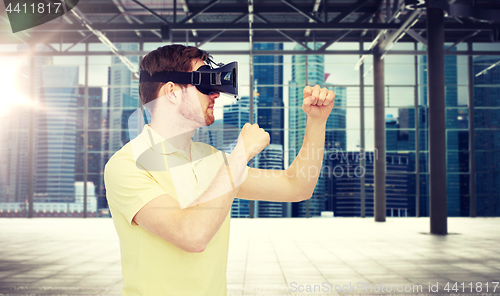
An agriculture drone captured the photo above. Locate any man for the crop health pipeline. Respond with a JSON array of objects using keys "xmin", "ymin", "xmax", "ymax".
[{"xmin": 104, "ymin": 44, "xmax": 335, "ymax": 296}]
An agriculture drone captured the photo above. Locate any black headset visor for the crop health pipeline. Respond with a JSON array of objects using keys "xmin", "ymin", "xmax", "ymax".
[{"xmin": 139, "ymin": 62, "xmax": 238, "ymax": 98}]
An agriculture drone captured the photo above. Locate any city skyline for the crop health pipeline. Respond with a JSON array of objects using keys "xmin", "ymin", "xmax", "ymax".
[{"xmin": 0, "ymin": 42, "xmax": 498, "ymax": 218}]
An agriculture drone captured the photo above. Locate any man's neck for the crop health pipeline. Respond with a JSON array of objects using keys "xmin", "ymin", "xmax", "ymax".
[{"xmin": 148, "ymin": 122, "xmax": 194, "ymax": 160}]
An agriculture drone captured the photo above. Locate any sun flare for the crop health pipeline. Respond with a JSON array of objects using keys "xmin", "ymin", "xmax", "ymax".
[{"xmin": 0, "ymin": 59, "xmax": 31, "ymax": 117}]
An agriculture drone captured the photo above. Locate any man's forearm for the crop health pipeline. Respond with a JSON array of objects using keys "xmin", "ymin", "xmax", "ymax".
[
  {"xmin": 178, "ymin": 182, "xmax": 239, "ymax": 252},
  {"xmin": 286, "ymin": 116, "xmax": 326, "ymax": 200},
  {"xmin": 178, "ymin": 149, "xmax": 247, "ymax": 251}
]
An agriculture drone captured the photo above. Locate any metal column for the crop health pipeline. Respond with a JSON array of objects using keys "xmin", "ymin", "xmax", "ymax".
[
  {"xmin": 373, "ymin": 32, "xmax": 386, "ymax": 222},
  {"xmin": 359, "ymin": 40, "xmax": 366, "ymax": 218},
  {"xmin": 28, "ymin": 45, "xmax": 35, "ymax": 218},
  {"xmin": 427, "ymin": 7, "xmax": 447, "ymax": 234},
  {"xmin": 414, "ymin": 42, "xmax": 420, "ymax": 217},
  {"xmin": 468, "ymin": 42, "xmax": 476, "ymax": 217},
  {"xmin": 83, "ymin": 43, "xmax": 89, "ymax": 218}
]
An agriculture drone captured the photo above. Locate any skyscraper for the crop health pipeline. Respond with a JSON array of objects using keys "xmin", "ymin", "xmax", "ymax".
[
  {"xmin": 253, "ymin": 43, "xmax": 286, "ymax": 217},
  {"xmin": 0, "ymin": 101, "xmax": 29, "ymax": 204},
  {"xmin": 419, "ymin": 49, "xmax": 461, "ymax": 216},
  {"xmin": 108, "ymin": 43, "xmax": 140, "ymax": 153},
  {"xmin": 223, "ymin": 96, "xmax": 257, "ymax": 218},
  {"xmin": 289, "ymin": 45, "xmax": 323, "ymax": 173},
  {"xmin": 0, "ymin": 45, "xmax": 52, "ymax": 206},
  {"xmin": 253, "ymin": 43, "xmax": 284, "ymax": 146},
  {"xmin": 325, "ymin": 150, "xmax": 412, "ymax": 217},
  {"xmin": 289, "ymin": 44, "xmax": 347, "ymax": 217},
  {"xmin": 325, "ymin": 85, "xmax": 347, "ymax": 151},
  {"xmin": 35, "ymin": 66, "xmax": 79, "ymax": 202},
  {"xmin": 257, "ymin": 144, "xmax": 284, "ymax": 218},
  {"xmin": 75, "ymin": 87, "xmax": 105, "ymax": 209},
  {"xmin": 223, "ymin": 96, "xmax": 256, "ymax": 148},
  {"xmin": 289, "ymin": 44, "xmax": 323, "ymax": 217},
  {"xmin": 473, "ymin": 56, "xmax": 500, "ymax": 216}
]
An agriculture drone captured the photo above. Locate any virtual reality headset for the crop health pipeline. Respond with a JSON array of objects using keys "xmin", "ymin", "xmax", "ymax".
[{"xmin": 139, "ymin": 61, "xmax": 238, "ymax": 98}]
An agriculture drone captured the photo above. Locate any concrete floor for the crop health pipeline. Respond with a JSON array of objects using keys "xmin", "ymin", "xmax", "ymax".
[{"xmin": 0, "ymin": 217, "xmax": 499, "ymax": 295}]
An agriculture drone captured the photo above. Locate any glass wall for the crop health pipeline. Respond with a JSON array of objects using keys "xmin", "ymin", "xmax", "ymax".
[
  {"xmin": 473, "ymin": 44, "xmax": 500, "ymax": 216},
  {"xmin": 0, "ymin": 41, "xmax": 499, "ymax": 218}
]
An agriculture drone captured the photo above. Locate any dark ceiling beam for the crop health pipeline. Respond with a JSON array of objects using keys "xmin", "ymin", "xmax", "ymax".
[
  {"xmin": 0, "ymin": 33, "xmax": 494, "ymax": 45},
  {"xmin": 179, "ymin": 0, "xmax": 198, "ymax": 38},
  {"xmin": 318, "ymin": 2, "xmax": 378, "ymax": 51},
  {"xmin": 406, "ymin": 29, "xmax": 427, "ymax": 47},
  {"xmin": 329, "ymin": 0, "xmax": 371, "ymax": 24},
  {"xmin": 359, "ymin": 0, "xmax": 382, "ymax": 38},
  {"xmin": 391, "ymin": 0, "xmax": 400, "ymax": 18},
  {"xmin": 281, "ymin": 0, "xmax": 323, "ymax": 23},
  {"xmin": 194, "ymin": 11, "xmax": 248, "ymax": 45},
  {"xmin": 128, "ymin": 14, "xmax": 157, "ymax": 38},
  {"xmin": 305, "ymin": 0, "xmax": 322, "ymax": 37},
  {"xmin": 276, "ymin": 30, "xmax": 311, "ymax": 50},
  {"xmin": 354, "ymin": 5, "xmax": 379, "ymax": 38},
  {"xmin": 44, "ymin": 43, "xmax": 59, "ymax": 52},
  {"xmin": 445, "ymin": 30, "xmax": 481, "ymax": 51},
  {"xmin": 64, "ymin": 12, "xmax": 125, "ymax": 52},
  {"xmin": 355, "ymin": 1, "xmax": 389, "ymax": 70},
  {"xmin": 20, "ymin": 22, "xmax": 494, "ymax": 32},
  {"xmin": 130, "ymin": 0, "xmax": 169, "ymax": 24},
  {"xmin": 386, "ymin": 0, "xmax": 405, "ymax": 23},
  {"xmin": 180, "ymin": 0, "xmax": 220, "ymax": 24},
  {"xmin": 188, "ymin": 30, "xmax": 491, "ymax": 43},
  {"xmin": 111, "ymin": 0, "xmax": 133, "ymax": 24},
  {"xmin": 317, "ymin": 30, "xmax": 352, "ymax": 51},
  {"xmin": 69, "ymin": 7, "xmax": 139, "ymax": 77},
  {"xmin": 3, "ymin": 50, "xmax": 500, "ymax": 57},
  {"xmin": 194, "ymin": 9, "xmax": 251, "ymax": 45},
  {"xmin": 76, "ymin": 4, "xmax": 378, "ymax": 15},
  {"xmin": 231, "ymin": 13, "xmax": 248, "ymax": 24},
  {"xmin": 253, "ymin": 13, "xmax": 271, "ymax": 24},
  {"xmin": 252, "ymin": 12, "xmax": 312, "ymax": 50},
  {"xmin": 319, "ymin": 4, "xmax": 377, "ymax": 51},
  {"xmin": 448, "ymin": 3, "xmax": 500, "ymax": 23},
  {"xmin": 107, "ymin": 0, "xmax": 141, "ymax": 37},
  {"xmin": 64, "ymin": 33, "xmax": 94, "ymax": 52},
  {"xmin": 196, "ymin": 30, "xmax": 226, "ymax": 47},
  {"xmin": 378, "ymin": 9, "xmax": 422, "ymax": 52},
  {"xmin": 105, "ymin": 13, "xmax": 124, "ymax": 25}
]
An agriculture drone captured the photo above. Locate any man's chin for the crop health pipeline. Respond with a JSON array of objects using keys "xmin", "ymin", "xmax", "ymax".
[{"xmin": 205, "ymin": 115, "xmax": 215, "ymax": 126}]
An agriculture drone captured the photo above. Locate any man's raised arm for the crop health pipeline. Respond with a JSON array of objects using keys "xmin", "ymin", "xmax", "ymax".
[
  {"xmin": 237, "ymin": 85, "xmax": 335, "ymax": 203},
  {"xmin": 133, "ymin": 123, "xmax": 270, "ymax": 253}
]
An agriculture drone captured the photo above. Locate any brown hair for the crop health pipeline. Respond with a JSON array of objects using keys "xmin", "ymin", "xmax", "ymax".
[{"xmin": 139, "ymin": 44, "xmax": 209, "ymax": 105}]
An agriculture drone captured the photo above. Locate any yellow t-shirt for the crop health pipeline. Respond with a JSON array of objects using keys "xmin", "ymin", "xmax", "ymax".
[{"xmin": 104, "ymin": 124, "xmax": 248, "ymax": 296}]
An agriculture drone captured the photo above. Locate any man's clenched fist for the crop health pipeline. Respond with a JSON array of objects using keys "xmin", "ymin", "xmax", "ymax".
[
  {"xmin": 302, "ymin": 85, "xmax": 335, "ymax": 121},
  {"xmin": 238, "ymin": 123, "xmax": 270, "ymax": 162}
]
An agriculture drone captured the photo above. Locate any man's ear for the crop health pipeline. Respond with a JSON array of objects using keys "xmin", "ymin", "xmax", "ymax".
[{"xmin": 161, "ymin": 82, "xmax": 178, "ymax": 103}]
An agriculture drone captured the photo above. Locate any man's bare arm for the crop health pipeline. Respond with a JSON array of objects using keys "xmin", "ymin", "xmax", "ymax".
[
  {"xmin": 133, "ymin": 123, "xmax": 269, "ymax": 253},
  {"xmin": 237, "ymin": 117, "xmax": 327, "ymax": 202},
  {"xmin": 237, "ymin": 85, "xmax": 335, "ymax": 203},
  {"xmin": 133, "ymin": 167, "xmax": 240, "ymax": 253}
]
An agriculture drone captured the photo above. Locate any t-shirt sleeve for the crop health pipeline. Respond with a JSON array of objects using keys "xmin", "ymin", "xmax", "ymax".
[{"xmin": 104, "ymin": 152, "xmax": 169, "ymax": 227}]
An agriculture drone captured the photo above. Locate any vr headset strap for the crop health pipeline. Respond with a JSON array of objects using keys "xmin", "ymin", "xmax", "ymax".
[{"xmin": 140, "ymin": 70, "xmax": 210, "ymax": 86}]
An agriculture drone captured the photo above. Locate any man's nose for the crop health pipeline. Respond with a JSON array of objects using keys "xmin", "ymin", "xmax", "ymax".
[{"xmin": 209, "ymin": 92, "xmax": 220, "ymax": 99}]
